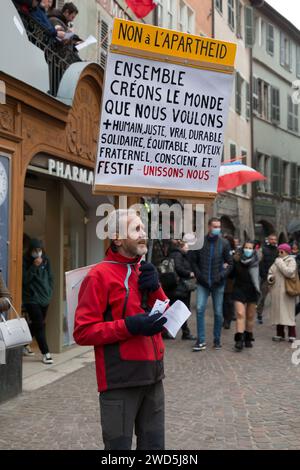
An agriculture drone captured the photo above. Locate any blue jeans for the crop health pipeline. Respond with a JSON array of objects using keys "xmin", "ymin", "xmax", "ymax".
[{"xmin": 196, "ymin": 284, "xmax": 225, "ymax": 344}]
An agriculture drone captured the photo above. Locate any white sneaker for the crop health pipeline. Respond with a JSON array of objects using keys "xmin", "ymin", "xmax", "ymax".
[
  {"xmin": 288, "ymin": 337, "xmax": 296, "ymax": 343},
  {"xmin": 23, "ymin": 345, "xmax": 35, "ymax": 356},
  {"xmin": 42, "ymin": 353, "xmax": 53, "ymax": 364}
]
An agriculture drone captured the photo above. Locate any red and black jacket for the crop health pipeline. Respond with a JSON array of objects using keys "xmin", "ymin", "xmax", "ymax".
[{"xmin": 73, "ymin": 249, "xmax": 167, "ymax": 392}]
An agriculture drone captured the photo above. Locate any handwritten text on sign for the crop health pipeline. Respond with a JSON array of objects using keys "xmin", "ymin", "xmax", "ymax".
[
  {"xmin": 111, "ymin": 19, "xmax": 236, "ymax": 68},
  {"xmin": 94, "ymin": 53, "xmax": 234, "ymax": 193}
]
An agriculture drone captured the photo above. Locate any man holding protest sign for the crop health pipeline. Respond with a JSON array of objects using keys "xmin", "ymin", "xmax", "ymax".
[{"xmin": 74, "ymin": 209, "xmax": 168, "ymax": 450}]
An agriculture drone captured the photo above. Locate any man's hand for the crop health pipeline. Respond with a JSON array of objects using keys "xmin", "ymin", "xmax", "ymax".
[
  {"xmin": 138, "ymin": 261, "xmax": 160, "ymax": 292},
  {"xmin": 33, "ymin": 257, "xmax": 43, "ymax": 267},
  {"xmin": 125, "ymin": 312, "xmax": 167, "ymax": 336}
]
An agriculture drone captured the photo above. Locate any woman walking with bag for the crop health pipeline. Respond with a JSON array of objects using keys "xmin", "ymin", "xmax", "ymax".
[
  {"xmin": 168, "ymin": 240, "xmax": 196, "ymax": 340},
  {"xmin": 268, "ymin": 244, "xmax": 297, "ymax": 342},
  {"xmin": 232, "ymin": 241, "xmax": 261, "ymax": 351},
  {"xmin": 22, "ymin": 239, "xmax": 54, "ymax": 364}
]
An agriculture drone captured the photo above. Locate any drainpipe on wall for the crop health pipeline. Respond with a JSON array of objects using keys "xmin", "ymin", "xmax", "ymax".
[{"xmin": 212, "ymin": 0, "xmax": 215, "ymax": 38}]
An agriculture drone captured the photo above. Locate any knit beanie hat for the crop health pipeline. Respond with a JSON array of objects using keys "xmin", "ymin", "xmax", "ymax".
[{"xmin": 278, "ymin": 243, "xmax": 292, "ymax": 254}]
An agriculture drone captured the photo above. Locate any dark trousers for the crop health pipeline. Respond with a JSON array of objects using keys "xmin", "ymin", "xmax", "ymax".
[
  {"xmin": 25, "ymin": 303, "xmax": 49, "ymax": 355},
  {"xmin": 99, "ymin": 381, "xmax": 165, "ymax": 450},
  {"xmin": 223, "ymin": 292, "xmax": 234, "ymax": 324},
  {"xmin": 256, "ymin": 280, "xmax": 269, "ymax": 317},
  {"xmin": 276, "ymin": 325, "xmax": 296, "ymax": 338}
]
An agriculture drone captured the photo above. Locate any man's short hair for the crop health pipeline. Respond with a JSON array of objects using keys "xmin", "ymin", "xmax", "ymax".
[
  {"xmin": 208, "ymin": 217, "xmax": 220, "ymax": 226},
  {"xmin": 268, "ymin": 233, "xmax": 277, "ymax": 238},
  {"xmin": 62, "ymin": 2, "xmax": 78, "ymax": 15}
]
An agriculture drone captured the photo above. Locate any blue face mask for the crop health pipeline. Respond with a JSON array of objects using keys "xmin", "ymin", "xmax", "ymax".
[
  {"xmin": 211, "ymin": 228, "xmax": 221, "ymax": 236},
  {"xmin": 243, "ymin": 248, "xmax": 254, "ymax": 258}
]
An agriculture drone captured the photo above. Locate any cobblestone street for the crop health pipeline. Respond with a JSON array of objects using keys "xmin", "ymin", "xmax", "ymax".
[{"xmin": 1, "ymin": 302, "xmax": 300, "ymax": 450}]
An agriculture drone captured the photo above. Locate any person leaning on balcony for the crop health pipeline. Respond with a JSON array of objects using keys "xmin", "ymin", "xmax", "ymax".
[
  {"xmin": 48, "ymin": 2, "xmax": 78, "ymax": 34},
  {"xmin": 30, "ymin": 0, "xmax": 66, "ymax": 40}
]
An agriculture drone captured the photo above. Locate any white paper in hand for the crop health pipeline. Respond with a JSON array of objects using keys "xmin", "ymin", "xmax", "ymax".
[
  {"xmin": 162, "ymin": 300, "xmax": 192, "ymax": 338},
  {"xmin": 149, "ymin": 299, "xmax": 170, "ymax": 316}
]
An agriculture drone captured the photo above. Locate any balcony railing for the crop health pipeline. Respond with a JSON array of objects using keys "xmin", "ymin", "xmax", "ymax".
[{"xmin": 18, "ymin": 11, "xmax": 81, "ymax": 97}]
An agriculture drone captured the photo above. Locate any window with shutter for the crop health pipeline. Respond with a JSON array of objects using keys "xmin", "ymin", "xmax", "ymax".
[
  {"xmin": 280, "ymin": 32, "xmax": 285, "ymax": 66},
  {"xmin": 230, "ymin": 143, "xmax": 236, "ymax": 160},
  {"xmin": 271, "ymin": 87, "xmax": 280, "ymax": 124},
  {"xmin": 236, "ymin": 0, "xmax": 242, "ymax": 39},
  {"xmin": 290, "ymin": 163, "xmax": 297, "ymax": 198},
  {"xmin": 297, "ymin": 47, "xmax": 300, "ymax": 78},
  {"xmin": 97, "ymin": 16, "xmax": 109, "ymax": 69},
  {"xmin": 288, "ymin": 95, "xmax": 299, "ymax": 133},
  {"xmin": 235, "ymin": 72, "xmax": 243, "ymax": 115},
  {"xmin": 258, "ymin": 154, "xmax": 265, "ymax": 192},
  {"xmin": 282, "ymin": 162, "xmax": 289, "ymax": 196},
  {"xmin": 216, "ymin": 0, "xmax": 223, "ymax": 14},
  {"xmin": 241, "ymin": 150, "xmax": 247, "ymax": 194},
  {"xmin": 252, "ymin": 76, "xmax": 259, "ymax": 114},
  {"xmin": 228, "ymin": 0, "xmax": 235, "ymax": 30},
  {"xmin": 280, "ymin": 33, "xmax": 292, "ymax": 70},
  {"xmin": 266, "ymin": 23, "xmax": 274, "ymax": 55},
  {"xmin": 246, "ymin": 82, "xmax": 250, "ymax": 120},
  {"xmin": 271, "ymin": 156, "xmax": 281, "ymax": 195},
  {"xmin": 244, "ymin": 6, "xmax": 254, "ymax": 48}
]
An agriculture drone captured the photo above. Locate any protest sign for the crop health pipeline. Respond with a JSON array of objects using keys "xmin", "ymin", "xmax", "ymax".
[
  {"xmin": 94, "ymin": 19, "xmax": 237, "ymax": 200},
  {"xmin": 65, "ymin": 264, "xmax": 96, "ymax": 345}
]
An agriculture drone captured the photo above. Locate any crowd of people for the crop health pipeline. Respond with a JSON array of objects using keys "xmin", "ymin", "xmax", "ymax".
[{"xmin": 156, "ymin": 221, "xmax": 300, "ymax": 352}]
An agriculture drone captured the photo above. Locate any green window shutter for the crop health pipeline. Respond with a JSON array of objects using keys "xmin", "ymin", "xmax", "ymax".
[
  {"xmin": 235, "ymin": 72, "xmax": 242, "ymax": 114},
  {"xmin": 246, "ymin": 82, "xmax": 250, "ymax": 120},
  {"xmin": 271, "ymin": 156, "xmax": 281, "ymax": 195},
  {"xmin": 271, "ymin": 87, "xmax": 280, "ymax": 124},
  {"xmin": 291, "ymin": 162, "xmax": 297, "ymax": 197},
  {"xmin": 244, "ymin": 6, "xmax": 254, "ymax": 48}
]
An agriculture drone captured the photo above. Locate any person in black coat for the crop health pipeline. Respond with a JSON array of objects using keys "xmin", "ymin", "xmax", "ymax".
[
  {"xmin": 191, "ymin": 218, "xmax": 233, "ymax": 351},
  {"xmin": 257, "ymin": 234, "xmax": 278, "ymax": 323},
  {"xmin": 232, "ymin": 241, "xmax": 261, "ymax": 351},
  {"xmin": 166, "ymin": 240, "xmax": 196, "ymax": 340}
]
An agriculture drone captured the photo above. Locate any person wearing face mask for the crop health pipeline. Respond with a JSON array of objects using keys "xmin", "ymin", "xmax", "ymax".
[
  {"xmin": 231, "ymin": 241, "xmax": 261, "ymax": 351},
  {"xmin": 191, "ymin": 218, "xmax": 233, "ymax": 351},
  {"xmin": 22, "ymin": 239, "xmax": 54, "ymax": 364},
  {"xmin": 167, "ymin": 240, "xmax": 196, "ymax": 340},
  {"xmin": 268, "ymin": 244, "xmax": 297, "ymax": 342}
]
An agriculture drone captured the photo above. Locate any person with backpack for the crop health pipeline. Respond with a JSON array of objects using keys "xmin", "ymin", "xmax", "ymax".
[
  {"xmin": 191, "ymin": 218, "xmax": 233, "ymax": 351},
  {"xmin": 74, "ymin": 209, "xmax": 168, "ymax": 450},
  {"xmin": 231, "ymin": 241, "xmax": 261, "ymax": 352},
  {"xmin": 167, "ymin": 240, "xmax": 196, "ymax": 340},
  {"xmin": 268, "ymin": 244, "xmax": 297, "ymax": 342}
]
